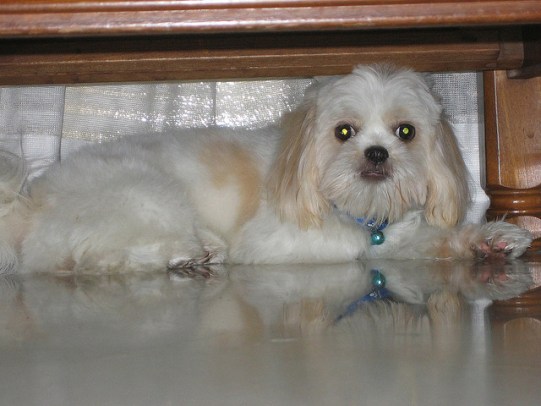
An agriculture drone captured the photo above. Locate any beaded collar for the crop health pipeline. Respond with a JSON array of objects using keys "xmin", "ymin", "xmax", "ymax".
[
  {"xmin": 353, "ymin": 217, "xmax": 388, "ymax": 245},
  {"xmin": 334, "ymin": 205, "xmax": 389, "ymax": 245}
]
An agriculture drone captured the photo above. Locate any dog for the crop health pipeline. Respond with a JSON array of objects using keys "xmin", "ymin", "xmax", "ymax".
[{"xmin": 0, "ymin": 64, "xmax": 532, "ymax": 273}]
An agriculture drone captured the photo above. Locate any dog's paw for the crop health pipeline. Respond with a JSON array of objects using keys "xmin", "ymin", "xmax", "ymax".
[
  {"xmin": 168, "ymin": 251, "xmax": 212, "ymax": 269},
  {"xmin": 168, "ymin": 265, "xmax": 216, "ymax": 280},
  {"xmin": 472, "ymin": 221, "xmax": 532, "ymax": 260},
  {"xmin": 166, "ymin": 252, "xmax": 217, "ymax": 279},
  {"xmin": 167, "ymin": 249, "xmax": 224, "ymax": 270}
]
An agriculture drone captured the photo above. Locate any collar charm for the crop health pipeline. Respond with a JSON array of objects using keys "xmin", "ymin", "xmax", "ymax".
[
  {"xmin": 354, "ymin": 217, "xmax": 388, "ymax": 245},
  {"xmin": 334, "ymin": 205, "xmax": 388, "ymax": 245}
]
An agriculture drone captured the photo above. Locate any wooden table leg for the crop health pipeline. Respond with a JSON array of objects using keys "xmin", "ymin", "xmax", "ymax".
[
  {"xmin": 484, "ymin": 70, "xmax": 541, "ymax": 306},
  {"xmin": 483, "ymin": 70, "xmax": 541, "ymax": 251}
]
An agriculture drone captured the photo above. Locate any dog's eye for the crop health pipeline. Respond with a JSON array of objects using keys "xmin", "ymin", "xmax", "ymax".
[
  {"xmin": 395, "ymin": 124, "xmax": 416, "ymax": 141},
  {"xmin": 335, "ymin": 124, "xmax": 356, "ymax": 142}
]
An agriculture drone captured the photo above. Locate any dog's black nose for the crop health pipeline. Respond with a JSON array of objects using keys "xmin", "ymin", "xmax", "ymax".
[{"xmin": 365, "ymin": 146, "xmax": 389, "ymax": 165}]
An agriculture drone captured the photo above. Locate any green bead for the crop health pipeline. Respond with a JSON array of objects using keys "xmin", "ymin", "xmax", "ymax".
[
  {"xmin": 371, "ymin": 270, "xmax": 386, "ymax": 288},
  {"xmin": 371, "ymin": 231, "xmax": 385, "ymax": 245}
]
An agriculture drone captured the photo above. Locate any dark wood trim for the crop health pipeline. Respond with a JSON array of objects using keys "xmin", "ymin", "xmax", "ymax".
[
  {"xmin": 0, "ymin": 28, "xmax": 526, "ymax": 85},
  {"xmin": 1, "ymin": 1, "xmax": 541, "ymax": 37},
  {"xmin": 508, "ymin": 26, "xmax": 541, "ymax": 79}
]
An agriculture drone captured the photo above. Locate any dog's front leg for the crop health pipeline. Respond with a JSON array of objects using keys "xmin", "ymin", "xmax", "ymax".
[
  {"xmin": 435, "ymin": 221, "xmax": 532, "ymax": 260},
  {"xmin": 373, "ymin": 213, "xmax": 533, "ymax": 260}
]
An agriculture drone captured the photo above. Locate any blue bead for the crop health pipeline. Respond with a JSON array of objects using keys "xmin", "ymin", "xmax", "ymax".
[
  {"xmin": 371, "ymin": 270, "xmax": 386, "ymax": 289},
  {"xmin": 371, "ymin": 231, "xmax": 385, "ymax": 245}
]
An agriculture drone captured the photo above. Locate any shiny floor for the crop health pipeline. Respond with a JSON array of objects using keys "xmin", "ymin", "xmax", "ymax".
[{"xmin": 1, "ymin": 259, "xmax": 540, "ymax": 406}]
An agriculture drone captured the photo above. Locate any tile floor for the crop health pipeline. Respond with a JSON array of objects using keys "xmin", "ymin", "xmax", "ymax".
[{"xmin": 1, "ymin": 259, "xmax": 540, "ymax": 405}]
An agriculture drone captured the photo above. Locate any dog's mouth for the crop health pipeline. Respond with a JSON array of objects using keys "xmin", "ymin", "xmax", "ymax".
[{"xmin": 360, "ymin": 166, "xmax": 389, "ymax": 180}]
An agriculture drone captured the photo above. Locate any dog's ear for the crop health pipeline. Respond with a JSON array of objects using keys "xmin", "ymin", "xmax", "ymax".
[
  {"xmin": 267, "ymin": 93, "xmax": 330, "ymax": 229},
  {"xmin": 424, "ymin": 121, "xmax": 470, "ymax": 227}
]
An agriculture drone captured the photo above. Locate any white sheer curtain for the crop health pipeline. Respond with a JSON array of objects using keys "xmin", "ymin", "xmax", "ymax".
[
  {"xmin": 0, "ymin": 73, "xmax": 489, "ymax": 223},
  {"xmin": 0, "ymin": 86, "xmax": 65, "ymax": 176}
]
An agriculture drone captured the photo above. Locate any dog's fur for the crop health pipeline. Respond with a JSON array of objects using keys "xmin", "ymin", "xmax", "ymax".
[{"xmin": 0, "ymin": 65, "xmax": 532, "ymax": 273}]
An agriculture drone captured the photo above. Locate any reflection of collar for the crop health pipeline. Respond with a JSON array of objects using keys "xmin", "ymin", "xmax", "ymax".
[{"xmin": 335, "ymin": 269, "xmax": 391, "ymax": 322}]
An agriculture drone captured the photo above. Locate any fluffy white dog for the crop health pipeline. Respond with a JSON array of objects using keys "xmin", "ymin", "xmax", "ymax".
[{"xmin": 0, "ymin": 65, "xmax": 532, "ymax": 273}]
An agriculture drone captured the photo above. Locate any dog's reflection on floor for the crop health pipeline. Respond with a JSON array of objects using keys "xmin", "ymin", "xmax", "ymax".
[
  {"xmin": 0, "ymin": 260, "xmax": 533, "ymax": 349},
  {"xmin": 198, "ymin": 260, "xmax": 532, "ymax": 345}
]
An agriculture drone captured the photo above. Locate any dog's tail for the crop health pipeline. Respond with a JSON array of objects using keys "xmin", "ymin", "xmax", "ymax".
[{"xmin": 0, "ymin": 151, "xmax": 28, "ymax": 273}]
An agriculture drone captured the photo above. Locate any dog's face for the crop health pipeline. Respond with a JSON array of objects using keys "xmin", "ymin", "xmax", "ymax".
[{"xmin": 269, "ymin": 65, "xmax": 469, "ymax": 229}]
